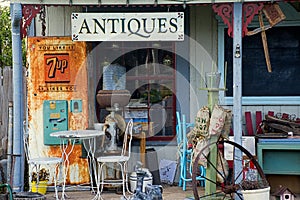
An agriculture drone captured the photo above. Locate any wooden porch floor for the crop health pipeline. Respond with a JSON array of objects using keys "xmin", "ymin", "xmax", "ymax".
[
  {"xmin": 42, "ymin": 185, "xmax": 300, "ymax": 200},
  {"xmin": 44, "ymin": 184, "xmax": 203, "ymax": 200}
]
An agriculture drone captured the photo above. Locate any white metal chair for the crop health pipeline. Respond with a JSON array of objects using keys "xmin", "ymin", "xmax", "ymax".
[
  {"xmin": 96, "ymin": 119, "xmax": 133, "ymax": 199},
  {"xmin": 23, "ymin": 122, "xmax": 63, "ymax": 199}
]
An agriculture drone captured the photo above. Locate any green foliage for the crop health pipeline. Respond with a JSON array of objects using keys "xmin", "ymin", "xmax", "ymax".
[
  {"xmin": 0, "ymin": 6, "xmax": 26, "ymax": 68},
  {"xmin": 0, "ymin": 6, "xmax": 12, "ymax": 67}
]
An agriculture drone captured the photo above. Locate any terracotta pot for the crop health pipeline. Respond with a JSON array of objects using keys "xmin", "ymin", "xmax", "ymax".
[{"xmin": 96, "ymin": 90, "xmax": 131, "ymax": 108}]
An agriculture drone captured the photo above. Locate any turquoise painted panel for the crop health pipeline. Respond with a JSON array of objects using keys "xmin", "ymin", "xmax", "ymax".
[
  {"xmin": 70, "ymin": 99, "xmax": 82, "ymax": 113},
  {"xmin": 43, "ymin": 100, "xmax": 68, "ymax": 145},
  {"xmin": 262, "ymin": 149, "xmax": 300, "ymax": 174},
  {"xmin": 257, "ymin": 143, "xmax": 300, "ymax": 175}
]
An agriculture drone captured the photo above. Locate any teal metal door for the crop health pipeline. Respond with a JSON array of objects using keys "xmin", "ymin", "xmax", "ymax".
[{"xmin": 43, "ymin": 100, "xmax": 68, "ymax": 145}]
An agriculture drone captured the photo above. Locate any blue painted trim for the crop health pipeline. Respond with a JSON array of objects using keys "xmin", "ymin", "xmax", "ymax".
[{"xmin": 223, "ymin": 96, "xmax": 300, "ymax": 106}]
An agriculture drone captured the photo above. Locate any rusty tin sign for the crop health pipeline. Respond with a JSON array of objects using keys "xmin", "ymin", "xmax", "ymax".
[{"xmin": 27, "ymin": 37, "xmax": 89, "ymax": 185}]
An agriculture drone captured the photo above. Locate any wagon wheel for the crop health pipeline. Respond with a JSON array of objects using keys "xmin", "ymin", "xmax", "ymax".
[{"xmin": 192, "ymin": 139, "xmax": 268, "ymax": 200}]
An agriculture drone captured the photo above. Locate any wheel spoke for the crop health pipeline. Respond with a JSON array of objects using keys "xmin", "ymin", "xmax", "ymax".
[
  {"xmin": 217, "ymin": 148, "xmax": 228, "ymax": 182},
  {"xmin": 203, "ymin": 152, "xmax": 226, "ymax": 182},
  {"xmin": 222, "ymin": 194, "xmax": 228, "ymax": 200},
  {"xmin": 199, "ymin": 174, "xmax": 221, "ymax": 186},
  {"xmin": 234, "ymin": 166, "xmax": 244, "ymax": 183},
  {"xmin": 232, "ymin": 146, "xmax": 244, "ymax": 183},
  {"xmin": 235, "ymin": 191, "xmax": 244, "ymax": 200},
  {"xmin": 192, "ymin": 140, "xmax": 268, "ymax": 200},
  {"xmin": 200, "ymin": 191, "xmax": 224, "ymax": 199}
]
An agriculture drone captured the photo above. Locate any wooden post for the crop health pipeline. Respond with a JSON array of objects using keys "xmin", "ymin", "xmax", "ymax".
[
  {"xmin": 259, "ymin": 11, "xmax": 272, "ymax": 73},
  {"xmin": 233, "ymin": 3, "xmax": 244, "ymax": 199},
  {"xmin": 205, "ymin": 90, "xmax": 219, "ymax": 196}
]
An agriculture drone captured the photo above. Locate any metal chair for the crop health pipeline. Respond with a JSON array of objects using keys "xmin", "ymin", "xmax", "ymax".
[
  {"xmin": 96, "ymin": 119, "xmax": 133, "ymax": 199},
  {"xmin": 0, "ymin": 183, "xmax": 13, "ymax": 200},
  {"xmin": 176, "ymin": 112, "xmax": 205, "ymax": 191},
  {"xmin": 23, "ymin": 123, "xmax": 63, "ymax": 199}
]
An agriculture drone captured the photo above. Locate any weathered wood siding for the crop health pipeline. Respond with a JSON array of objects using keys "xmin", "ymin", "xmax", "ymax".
[
  {"xmin": 0, "ymin": 67, "xmax": 13, "ymax": 158},
  {"xmin": 189, "ymin": 6, "xmax": 218, "ymax": 119},
  {"xmin": 35, "ymin": 6, "xmax": 81, "ymax": 37}
]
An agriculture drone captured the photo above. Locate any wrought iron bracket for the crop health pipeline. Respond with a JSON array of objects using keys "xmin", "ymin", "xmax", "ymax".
[
  {"xmin": 213, "ymin": 2, "xmax": 264, "ymax": 38},
  {"xmin": 21, "ymin": 5, "xmax": 42, "ymax": 39}
]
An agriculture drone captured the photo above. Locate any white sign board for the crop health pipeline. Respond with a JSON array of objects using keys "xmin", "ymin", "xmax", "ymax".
[
  {"xmin": 224, "ymin": 136, "xmax": 256, "ymax": 160},
  {"xmin": 71, "ymin": 12, "xmax": 184, "ymax": 41},
  {"xmin": 159, "ymin": 159, "xmax": 177, "ymax": 184}
]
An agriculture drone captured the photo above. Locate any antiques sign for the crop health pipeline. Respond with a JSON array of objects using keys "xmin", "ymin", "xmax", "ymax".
[{"xmin": 71, "ymin": 12, "xmax": 184, "ymax": 41}]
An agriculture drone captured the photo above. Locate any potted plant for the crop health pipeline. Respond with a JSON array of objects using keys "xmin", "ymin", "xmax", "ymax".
[
  {"xmin": 240, "ymin": 179, "xmax": 270, "ymax": 200},
  {"xmin": 31, "ymin": 168, "xmax": 50, "ymax": 195}
]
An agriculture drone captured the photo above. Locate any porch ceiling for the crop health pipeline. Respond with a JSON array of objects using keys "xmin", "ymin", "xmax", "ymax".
[{"xmin": 12, "ymin": 0, "xmax": 273, "ymax": 6}]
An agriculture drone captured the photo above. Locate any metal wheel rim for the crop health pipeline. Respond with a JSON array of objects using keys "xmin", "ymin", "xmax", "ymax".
[{"xmin": 192, "ymin": 139, "xmax": 268, "ymax": 200}]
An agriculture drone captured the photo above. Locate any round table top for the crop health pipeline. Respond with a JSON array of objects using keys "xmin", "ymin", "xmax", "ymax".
[{"xmin": 50, "ymin": 130, "xmax": 104, "ymax": 139}]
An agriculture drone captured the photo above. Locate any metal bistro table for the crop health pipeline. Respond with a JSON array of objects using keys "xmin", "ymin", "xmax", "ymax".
[{"xmin": 50, "ymin": 130, "xmax": 104, "ymax": 199}]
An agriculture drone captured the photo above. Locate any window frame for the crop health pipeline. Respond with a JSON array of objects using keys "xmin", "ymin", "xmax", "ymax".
[{"xmin": 218, "ymin": 22, "xmax": 300, "ymax": 106}]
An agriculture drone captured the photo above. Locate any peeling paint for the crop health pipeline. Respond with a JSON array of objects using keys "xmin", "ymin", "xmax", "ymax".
[{"xmin": 27, "ymin": 37, "xmax": 90, "ymax": 185}]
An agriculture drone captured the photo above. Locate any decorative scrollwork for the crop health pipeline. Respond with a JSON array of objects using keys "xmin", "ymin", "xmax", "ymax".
[
  {"xmin": 212, "ymin": 3, "xmax": 233, "ymax": 37},
  {"xmin": 71, "ymin": 13, "xmax": 78, "ymax": 20},
  {"xmin": 243, "ymin": 3, "xmax": 264, "ymax": 36},
  {"xmin": 72, "ymin": 34, "xmax": 79, "ymax": 41},
  {"xmin": 21, "ymin": 5, "xmax": 42, "ymax": 39},
  {"xmin": 213, "ymin": 3, "xmax": 264, "ymax": 38}
]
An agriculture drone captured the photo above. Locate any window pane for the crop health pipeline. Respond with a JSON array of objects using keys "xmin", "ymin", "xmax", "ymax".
[{"xmin": 224, "ymin": 26, "xmax": 300, "ymax": 97}]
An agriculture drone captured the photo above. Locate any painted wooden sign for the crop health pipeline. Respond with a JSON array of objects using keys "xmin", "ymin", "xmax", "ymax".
[{"xmin": 71, "ymin": 12, "xmax": 184, "ymax": 41}]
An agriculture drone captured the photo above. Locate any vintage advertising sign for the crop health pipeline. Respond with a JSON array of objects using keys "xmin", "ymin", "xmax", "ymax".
[
  {"xmin": 71, "ymin": 12, "xmax": 184, "ymax": 41},
  {"xmin": 44, "ymin": 54, "xmax": 70, "ymax": 83},
  {"xmin": 27, "ymin": 37, "xmax": 90, "ymax": 185}
]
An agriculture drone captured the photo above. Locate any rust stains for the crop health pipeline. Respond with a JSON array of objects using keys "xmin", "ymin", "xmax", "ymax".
[
  {"xmin": 49, "ymin": 144, "xmax": 89, "ymax": 185},
  {"xmin": 27, "ymin": 37, "xmax": 90, "ymax": 185}
]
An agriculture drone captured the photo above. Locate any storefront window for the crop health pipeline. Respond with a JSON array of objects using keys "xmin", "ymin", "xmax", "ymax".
[
  {"xmin": 220, "ymin": 25, "xmax": 300, "ymax": 105},
  {"xmin": 95, "ymin": 41, "xmax": 176, "ymax": 141}
]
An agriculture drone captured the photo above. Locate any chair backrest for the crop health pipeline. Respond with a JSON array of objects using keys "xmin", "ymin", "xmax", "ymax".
[
  {"xmin": 176, "ymin": 111, "xmax": 183, "ymax": 145},
  {"xmin": 121, "ymin": 119, "xmax": 133, "ymax": 157},
  {"xmin": 177, "ymin": 112, "xmax": 194, "ymax": 148},
  {"xmin": 23, "ymin": 121, "xmax": 62, "ymax": 160},
  {"xmin": 182, "ymin": 114, "xmax": 194, "ymax": 148},
  {"xmin": 23, "ymin": 121, "xmax": 33, "ymax": 161},
  {"xmin": 182, "ymin": 114, "xmax": 188, "ymax": 150}
]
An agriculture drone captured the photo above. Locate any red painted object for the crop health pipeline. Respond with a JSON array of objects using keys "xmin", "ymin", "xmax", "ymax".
[
  {"xmin": 282, "ymin": 113, "xmax": 289, "ymax": 120},
  {"xmin": 212, "ymin": 2, "xmax": 264, "ymax": 38},
  {"xmin": 256, "ymin": 111, "xmax": 263, "ymax": 134},
  {"xmin": 245, "ymin": 112, "xmax": 254, "ymax": 136},
  {"xmin": 268, "ymin": 111, "xmax": 274, "ymax": 116}
]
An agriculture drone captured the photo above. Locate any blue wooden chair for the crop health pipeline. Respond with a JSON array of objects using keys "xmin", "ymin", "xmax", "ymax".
[{"xmin": 176, "ymin": 111, "xmax": 205, "ymax": 191}]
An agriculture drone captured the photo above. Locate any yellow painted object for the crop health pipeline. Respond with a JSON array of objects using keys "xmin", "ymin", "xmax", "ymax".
[{"xmin": 31, "ymin": 181, "xmax": 47, "ymax": 194}]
